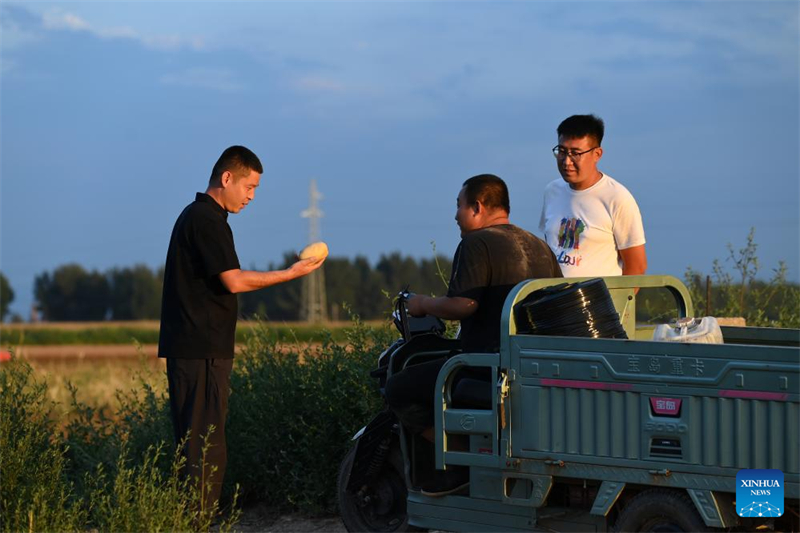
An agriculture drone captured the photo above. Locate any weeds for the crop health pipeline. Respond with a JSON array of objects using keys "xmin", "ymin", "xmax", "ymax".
[
  {"xmin": 1, "ymin": 355, "xmax": 238, "ymax": 532},
  {"xmin": 85, "ymin": 437, "xmax": 240, "ymax": 533},
  {"xmin": 226, "ymin": 316, "xmax": 390, "ymax": 514},
  {"xmin": 0, "ymin": 357, "xmax": 86, "ymax": 532},
  {"xmin": 2, "ymin": 317, "xmax": 392, "ymax": 530},
  {"xmin": 684, "ymin": 229, "xmax": 800, "ymax": 328}
]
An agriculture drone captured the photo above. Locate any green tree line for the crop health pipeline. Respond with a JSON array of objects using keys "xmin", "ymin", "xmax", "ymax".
[
  {"xmin": 2, "ymin": 252, "xmax": 451, "ymax": 322},
  {"xmin": 0, "ymin": 273, "xmax": 14, "ymax": 321},
  {"xmin": 30, "ymin": 264, "xmax": 164, "ymax": 322},
  {"xmin": 2, "ymin": 230, "xmax": 797, "ymax": 327},
  {"xmin": 239, "ymin": 251, "xmax": 450, "ymax": 321}
]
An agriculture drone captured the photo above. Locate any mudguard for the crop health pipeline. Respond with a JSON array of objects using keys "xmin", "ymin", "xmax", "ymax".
[{"xmin": 345, "ymin": 409, "xmax": 398, "ymax": 492}]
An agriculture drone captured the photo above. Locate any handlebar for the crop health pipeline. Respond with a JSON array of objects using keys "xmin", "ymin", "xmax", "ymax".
[
  {"xmin": 392, "ymin": 288, "xmax": 446, "ymax": 340},
  {"xmin": 393, "ymin": 288, "xmax": 413, "ymax": 340}
]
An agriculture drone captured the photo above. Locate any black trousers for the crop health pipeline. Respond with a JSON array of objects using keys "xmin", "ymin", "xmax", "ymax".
[
  {"xmin": 385, "ymin": 356, "xmax": 491, "ymax": 434},
  {"xmin": 166, "ymin": 357, "xmax": 233, "ymax": 511},
  {"xmin": 385, "ymin": 358, "xmax": 447, "ymax": 434}
]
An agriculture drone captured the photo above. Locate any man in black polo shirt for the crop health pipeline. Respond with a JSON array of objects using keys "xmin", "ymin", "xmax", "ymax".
[
  {"xmin": 385, "ymin": 174, "xmax": 562, "ymax": 495},
  {"xmin": 158, "ymin": 145, "xmax": 324, "ymax": 511}
]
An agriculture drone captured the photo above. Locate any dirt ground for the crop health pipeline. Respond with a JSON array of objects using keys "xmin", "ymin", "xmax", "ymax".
[
  {"xmin": 9, "ymin": 343, "xmax": 161, "ymax": 360},
  {"xmin": 234, "ymin": 505, "xmax": 345, "ymax": 532},
  {"xmin": 233, "ymin": 506, "xmax": 448, "ymax": 533}
]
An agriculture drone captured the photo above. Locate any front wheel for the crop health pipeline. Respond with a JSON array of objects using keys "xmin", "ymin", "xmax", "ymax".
[
  {"xmin": 614, "ymin": 489, "xmax": 709, "ymax": 532},
  {"xmin": 338, "ymin": 443, "xmax": 416, "ymax": 532}
]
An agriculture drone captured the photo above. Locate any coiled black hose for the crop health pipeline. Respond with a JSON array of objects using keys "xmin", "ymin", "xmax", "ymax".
[{"xmin": 513, "ymin": 278, "xmax": 627, "ymax": 339}]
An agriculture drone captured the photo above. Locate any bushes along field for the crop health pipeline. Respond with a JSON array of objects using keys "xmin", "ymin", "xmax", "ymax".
[{"xmin": 1, "ymin": 319, "xmax": 389, "ymax": 532}]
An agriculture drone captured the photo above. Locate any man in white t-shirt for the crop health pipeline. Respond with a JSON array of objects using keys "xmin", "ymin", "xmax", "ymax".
[{"xmin": 539, "ymin": 114, "xmax": 647, "ymax": 277}]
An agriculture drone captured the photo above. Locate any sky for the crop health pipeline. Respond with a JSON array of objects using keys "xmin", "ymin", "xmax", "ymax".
[{"xmin": 1, "ymin": 0, "xmax": 798, "ymax": 321}]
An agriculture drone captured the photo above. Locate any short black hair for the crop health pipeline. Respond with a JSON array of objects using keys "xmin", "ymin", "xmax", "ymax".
[
  {"xmin": 557, "ymin": 114, "xmax": 605, "ymax": 146},
  {"xmin": 462, "ymin": 174, "xmax": 510, "ymax": 215},
  {"xmin": 210, "ymin": 145, "xmax": 263, "ymax": 183}
]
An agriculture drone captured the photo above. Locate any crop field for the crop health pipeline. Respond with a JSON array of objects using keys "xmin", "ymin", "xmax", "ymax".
[
  {"xmin": 28, "ymin": 355, "xmax": 166, "ymax": 419},
  {"xmin": 2, "ymin": 320, "xmax": 383, "ymax": 408},
  {"xmin": 5, "ymin": 320, "xmax": 382, "ymax": 416},
  {"xmin": 1, "ymin": 319, "xmax": 384, "ymax": 345}
]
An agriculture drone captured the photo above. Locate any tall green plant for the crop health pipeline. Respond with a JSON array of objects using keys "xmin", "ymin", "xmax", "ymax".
[
  {"xmin": 62, "ymin": 356, "xmax": 173, "ymax": 493},
  {"xmin": 85, "ymin": 438, "xmax": 240, "ymax": 533},
  {"xmin": 1, "ymin": 354, "xmax": 236, "ymax": 532},
  {"xmin": 685, "ymin": 229, "xmax": 800, "ymax": 328},
  {"xmin": 0, "ymin": 356, "xmax": 86, "ymax": 532},
  {"xmin": 226, "ymin": 318, "xmax": 391, "ymax": 514}
]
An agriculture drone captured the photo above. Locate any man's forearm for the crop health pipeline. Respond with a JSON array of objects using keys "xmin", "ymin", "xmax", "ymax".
[
  {"xmin": 220, "ymin": 257, "xmax": 323, "ymax": 294},
  {"xmin": 219, "ymin": 269, "xmax": 296, "ymax": 294}
]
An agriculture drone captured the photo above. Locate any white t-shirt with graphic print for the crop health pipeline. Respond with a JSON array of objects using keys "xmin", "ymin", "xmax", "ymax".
[{"xmin": 538, "ymin": 173, "xmax": 645, "ymax": 277}]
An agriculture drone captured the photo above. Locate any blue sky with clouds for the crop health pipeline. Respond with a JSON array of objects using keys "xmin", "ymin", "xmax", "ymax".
[{"xmin": 1, "ymin": 1, "xmax": 798, "ymax": 320}]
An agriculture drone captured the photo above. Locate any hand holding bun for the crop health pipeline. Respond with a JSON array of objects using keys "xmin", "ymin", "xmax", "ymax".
[{"xmin": 299, "ymin": 241, "xmax": 329, "ymax": 262}]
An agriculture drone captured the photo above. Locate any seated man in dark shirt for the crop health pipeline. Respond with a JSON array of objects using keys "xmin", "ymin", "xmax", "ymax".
[{"xmin": 385, "ymin": 173, "xmax": 562, "ymax": 496}]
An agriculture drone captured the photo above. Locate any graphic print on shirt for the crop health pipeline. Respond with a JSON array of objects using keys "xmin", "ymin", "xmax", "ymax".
[
  {"xmin": 557, "ymin": 218, "xmax": 586, "ymax": 249},
  {"xmin": 556, "ymin": 217, "xmax": 585, "ymax": 267}
]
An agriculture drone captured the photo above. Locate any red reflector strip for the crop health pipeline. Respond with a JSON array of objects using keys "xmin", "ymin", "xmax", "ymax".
[
  {"xmin": 650, "ymin": 397, "xmax": 682, "ymax": 415},
  {"xmin": 719, "ymin": 390, "xmax": 788, "ymax": 401},
  {"xmin": 540, "ymin": 379, "xmax": 633, "ymax": 391}
]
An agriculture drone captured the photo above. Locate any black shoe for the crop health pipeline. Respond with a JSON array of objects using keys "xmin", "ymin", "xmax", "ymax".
[{"xmin": 420, "ymin": 467, "xmax": 469, "ymax": 497}]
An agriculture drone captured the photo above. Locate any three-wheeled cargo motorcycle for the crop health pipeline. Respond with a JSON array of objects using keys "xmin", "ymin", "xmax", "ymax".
[{"xmin": 338, "ymin": 276, "xmax": 799, "ymax": 532}]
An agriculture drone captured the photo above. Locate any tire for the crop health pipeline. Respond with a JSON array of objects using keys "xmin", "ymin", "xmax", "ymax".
[
  {"xmin": 338, "ymin": 443, "xmax": 418, "ymax": 532},
  {"xmin": 614, "ymin": 489, "xmax": 709, "ymax": 532}
]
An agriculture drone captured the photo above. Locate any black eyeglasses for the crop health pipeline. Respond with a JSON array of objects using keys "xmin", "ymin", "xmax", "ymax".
[{"xmin": 552, "ymin": 145, "xmax": 598, "ymax": 162}]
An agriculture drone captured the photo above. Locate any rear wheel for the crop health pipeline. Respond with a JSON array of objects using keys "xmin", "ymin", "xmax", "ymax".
[
  {"xmin": 614, "ymin": 489, "xmax": 709, "ymax": 532},
  {"xmin": 338, "ymin": 444, "xmax": 417, "ymax": 532}
]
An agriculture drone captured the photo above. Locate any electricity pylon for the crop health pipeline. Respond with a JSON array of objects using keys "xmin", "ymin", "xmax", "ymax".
[{"xmin": 300, "ymin": 179, "xmax": 327, "ymax": 323}]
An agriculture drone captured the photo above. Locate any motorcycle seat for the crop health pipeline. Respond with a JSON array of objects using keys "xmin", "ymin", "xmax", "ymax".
[{"xmin": 452, "ymin": 376, "xmax": 493, "ymax": 409}]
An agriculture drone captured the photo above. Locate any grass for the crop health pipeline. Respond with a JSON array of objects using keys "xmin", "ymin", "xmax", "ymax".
[
  {"xmin": 0, "ymin": 354, "xmax": 240, "ymax": 532},
  {"xmin": 1, "ymin": 320, "xmax": 386, "ymax": 346},
  {"xmin": 2, "ymin": 316, "xmax": 389, "ymax": 531}
]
